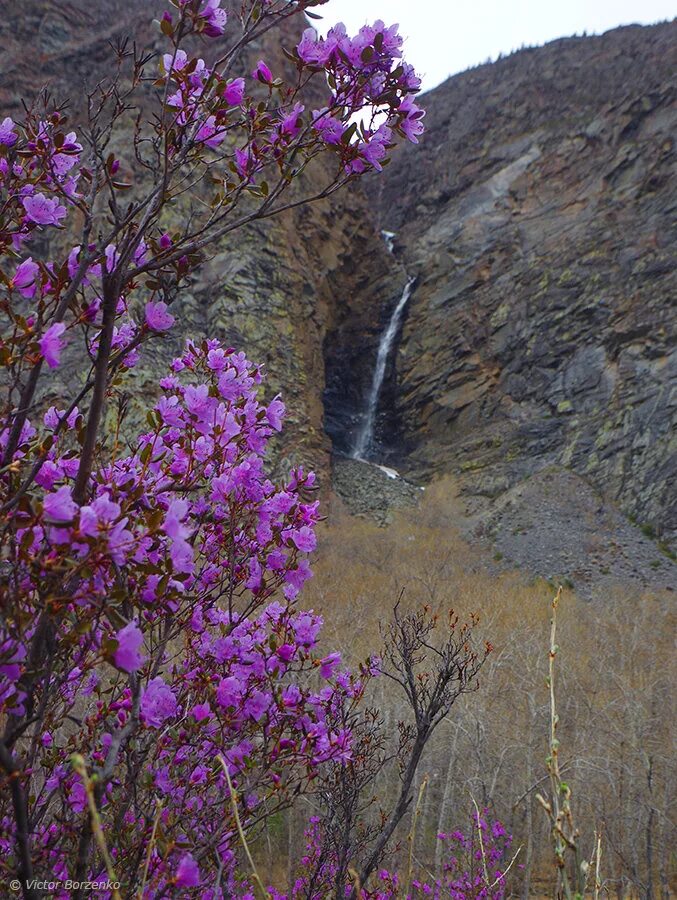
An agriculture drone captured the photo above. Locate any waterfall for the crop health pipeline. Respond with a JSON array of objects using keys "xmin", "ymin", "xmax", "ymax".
[
  {"xmin": 381, "ymin": 230, "xmax": 396, "ymax": 254},
  {"xmin": 352, "ymin": 277, "xmax": 416, "ymax": 460}
]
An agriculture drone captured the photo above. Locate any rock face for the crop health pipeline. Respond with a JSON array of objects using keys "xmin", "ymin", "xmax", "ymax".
[{"xmin": 362, "ymin": 22, "xmax": 676, "ymax": 538}]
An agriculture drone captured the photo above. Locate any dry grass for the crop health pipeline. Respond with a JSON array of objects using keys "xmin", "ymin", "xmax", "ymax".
[{"xmin": 289, "ymin": 477, "xmax": 677, "ymax": 896}]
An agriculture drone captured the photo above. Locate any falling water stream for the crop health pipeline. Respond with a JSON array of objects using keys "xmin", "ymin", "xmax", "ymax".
[{"xmin": 352, "ymin": 275, "xmax": 416, "ymax": 460}]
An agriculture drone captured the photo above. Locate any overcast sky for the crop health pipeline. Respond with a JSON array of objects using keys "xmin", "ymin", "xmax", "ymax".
[{"xmin": 316, "ymin": 0, "xmax": 676, "ymax": 90}]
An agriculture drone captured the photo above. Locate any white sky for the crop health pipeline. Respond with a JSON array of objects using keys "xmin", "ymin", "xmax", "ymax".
[{"xmin": 316, "ymin": 0, "xmax": 676, "ymax": 90}]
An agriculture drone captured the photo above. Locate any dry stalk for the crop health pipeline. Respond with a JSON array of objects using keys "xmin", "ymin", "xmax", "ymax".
[
  {"xmin": 405, "ymin": 773, "xmax": 429, "ymax": 895},
  {"xmin": 217, "ymin": 754, "xmax": 270, "ymax": 900},
  {"xmin": 70, "ymin": 754, "xmax": 122, "ymax": 900},
  {"xmin": 535, "ymin": 587, "xmax": 599, "ymax": 900},
  {"xmin": 137, "ymin": 798, "xmax": 163, "ymax": 900}
]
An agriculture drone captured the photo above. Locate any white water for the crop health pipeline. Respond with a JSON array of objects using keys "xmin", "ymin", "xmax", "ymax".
[
  {"xmin": 352, "ymin": 277, "xmax": 416, "ymax": 460},
  {"xmin": 381, "ymin": 230, "xmax": 396, "ymax": 254}
]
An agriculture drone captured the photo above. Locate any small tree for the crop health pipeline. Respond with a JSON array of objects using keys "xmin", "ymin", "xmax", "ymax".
[{"xmin": 0, "ymin": 2, "xmax": 426, "ymax": 896}]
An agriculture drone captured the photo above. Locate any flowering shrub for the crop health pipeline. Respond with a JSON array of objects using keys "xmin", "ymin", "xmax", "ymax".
[
  {"xmin": 269, "ymin": 810, "xmax": 513, "ymax": 899},
  {"xmin": 0, "ymin": 0, "xmax": 428, "ymax": 895},
  {"xmin": 0, "ymin": 1, "xmax": 507, "ymax": 897}
]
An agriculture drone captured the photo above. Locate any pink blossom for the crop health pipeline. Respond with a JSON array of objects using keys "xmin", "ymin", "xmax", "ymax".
[
  {"xmin": 38, "ymin": 322, "xmax": 66, "ymax": 368},
  {"xmin": 43, "ymin": 486, "xmax": 78, "ymax": 522},
  {"xmin": 223, "ymin": 78, "xmax": 245, "ymax": 106},
  {"xmin": 252, "ymin": 60, "xmax": 273, "ymax": 84},
  {"xmin": 113, "ymin": 622, "xmax": 145, "ymax": 673},
  {"xmin": 23, "ymin": 193, "xmax": 67, "ymax": 226},
  {"xmin": 12, "ymin": 257, "xmax": 40, "ymax": 298},
  {"xmin": 141, "ymin": 677, "xmax": 178, "ymax": 727},
  {"xmin": 145, "ymin": 301, "xmax": 175, "ymax": 332}
]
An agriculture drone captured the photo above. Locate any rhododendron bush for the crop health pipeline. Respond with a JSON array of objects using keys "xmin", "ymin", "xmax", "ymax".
[{"xmin": 0, "ymin": 2, "xmax": 492, "ymax": 897}]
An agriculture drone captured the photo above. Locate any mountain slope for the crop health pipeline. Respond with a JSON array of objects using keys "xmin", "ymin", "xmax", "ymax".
[{"xmin": 360, "ymin": 21, "xmax": 676, "ymax": 539}]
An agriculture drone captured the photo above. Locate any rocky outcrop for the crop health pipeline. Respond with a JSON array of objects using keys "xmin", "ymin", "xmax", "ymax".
[
  {"xmin": 331, "ymin": 457, "xmax": 422, "ymax": 526},
  {"xmin": 366, "ymin": 22, "xmax": 676, "ymax": 538}
]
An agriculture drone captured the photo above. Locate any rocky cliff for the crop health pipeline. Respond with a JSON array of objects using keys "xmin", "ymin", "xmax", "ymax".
[
  {"xmin": 356, "ymin": 21, "xmax": 677, "ymax": 541},
  {"xmin": 2, "ymin": 7, "xmax": 675, "ymax": 574}
]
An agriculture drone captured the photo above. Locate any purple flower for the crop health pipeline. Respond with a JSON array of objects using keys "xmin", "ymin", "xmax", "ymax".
[
  {"xmin": 223, "ymin": 78, "xmax": 245, "ymax": 106},
  {"xmin": 252, "ymin": 60, "xmax": 273, "ymax": 84},
  {"xmin": 199, "ymin": 0, "xmax": 226, "ymax": 37},
  {"xmin": 145, "ymin": 301, "xmax": 175, "ymax": 332},
  {"xmin": 266, "ymin": 396, "xmax": 285, "ymax": 431},
  {"xmin": 113, "ymin": 621, "xmax": 145, "ymax": 673},
  {"xmin": 216, "ymin": 676, "xmax": 241, "ymax": 710},
  {"xmin": 195, "ymin": 115, "xmax": 226, "ymax": 149},
  {"xmin": 67, "ymin": 780, "xmax": 87, "ymax": 814},
  {"xmin": 12, "ymin": 257, "xmax": 40, "ymax": 298},
  {"xmin": 51, "ymin": 131, "xmax": 83, "ymax": 176},
  {"xmin": 79, "ymin": 495, "xmax": 122, "ymax": 538},
  {"xmin": 141, "ymin": 676, "xmax": 179, "ymax": 727},
  {"xmin": 320, "ymin": 651, "xmax": 341, "ymax": 679},
  {"xmin": 312, "ymin": 111, "xmax": 346, "ymax": 146},
  {"xmin": 175, "ymin": 852, "xmax": 201, "ymax": 888},
  {"xmin": 44, "ymin": 405, "xmax": 79, "ymax": 430},
  {"xmin": 43, "ymin": 485, "xmax": 78, "ymax": 522},
  {"xmin": 359, "ymin": 125, "xmax": 392, "ymax": 172},
  {"xmin": 244, "ymin": 689, "xmax": 270, "ymax": 722},
  {"xmin": 297, "ymin": 28, "xmax": 327, "ymax": 66},
  {"xmin": 398, "ymin": 95, "xmax": 426, "ymax": 144},
  {"xmin": 289, "ymin": 525, "xmax": 316, "ymax": 553},
  {"xmin": 191, "ymin": 702, "xmax": 212, "ymax": 722},
  {"xmin": 189, "ymin": 764, "xmax": 208, "ymax": 785},
  {"xmin": 0, "ymin": 117, "xmax": 18, "ymax": 147},
  {"xmin": 23, "ymin": 193, "xmax": 67, "ymax": 226},
  {"xmin": 280, "ymin": 102, "xmax": 305, "ymax": 137},
  {"xmin": 163, "ymin": 49, "xmax": 188, "ymax": 74},
  {"xmin": 38, "ymin": 322, "xmax": 66, "ymax": 368}
]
